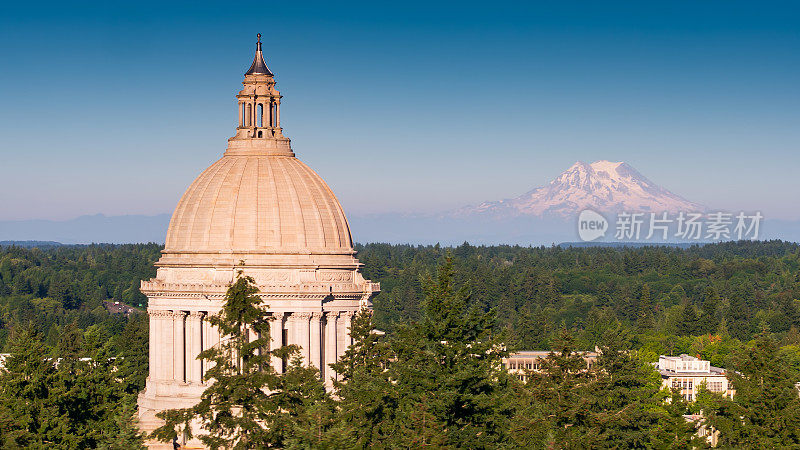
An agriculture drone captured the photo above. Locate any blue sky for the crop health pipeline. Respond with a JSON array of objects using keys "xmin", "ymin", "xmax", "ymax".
[{"xmin": 1, "ymin": 1, "xmax": 798, "ymax": 221}]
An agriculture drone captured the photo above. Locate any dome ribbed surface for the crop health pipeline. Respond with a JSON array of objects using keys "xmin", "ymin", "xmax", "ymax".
[{"xmin": 164, "ymin": 155, "xmax": 353, "ymax": 254}]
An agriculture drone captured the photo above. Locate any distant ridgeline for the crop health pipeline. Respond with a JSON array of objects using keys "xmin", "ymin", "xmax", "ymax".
[
  {"xmin": 0, "ymin": 240, "xmax": 64, "ymax": 248},
  {"xmin": 0, "ymin": 240, "xmax": 799, "ymax": 357}
]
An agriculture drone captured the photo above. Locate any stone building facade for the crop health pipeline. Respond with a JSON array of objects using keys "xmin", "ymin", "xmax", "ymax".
[
  {"xmin": 656, "ymin": 354, "xmax": 732, "ymax": 401},
  {"xmin": 136, "ymin": 35, "xmax": 379, "ymax": 446}
]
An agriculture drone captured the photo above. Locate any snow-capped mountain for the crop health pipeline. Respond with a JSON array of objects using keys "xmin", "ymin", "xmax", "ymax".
[{"xmin": 455, "ymin": 160, "xmax": 705, "ymax": 218}]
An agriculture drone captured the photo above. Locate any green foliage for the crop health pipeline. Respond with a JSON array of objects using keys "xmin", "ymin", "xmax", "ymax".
[
  {"xmin": 358, "ymin": 241, "xmax": 800, "ymax": 345},
  {"xmin": 333, "ymin": 257, "xmax": 515, "ymax": 448},
  {"xmin": 0, "ymin": 244, "xmax": 159, "ymax": 350},
  {"xmin": 0, "ymin": 326, "xmax": 144, "ymax": 448},
  {"xmin": 0, "ymin": 241, "xmax": 798, "ymax": 448},
  {"xmin": 151, "ymin": 272, "xmax": 333, "ymax": 449},
  {"xmin": 697, "ymin": 334, "xmax": 800, "ymax": 448},
  {"xmin": 511, "ymin": 329, "xmax": 700, "ymax": 449},
  {"xmin": 329, "ymin": 309, "xmax": 396, "ymax": 447}
]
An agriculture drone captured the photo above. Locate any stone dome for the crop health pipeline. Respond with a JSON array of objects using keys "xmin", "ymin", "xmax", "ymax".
[{"xmin": 163, "ymin": 153, "xmax": 354, "ymax": 257}]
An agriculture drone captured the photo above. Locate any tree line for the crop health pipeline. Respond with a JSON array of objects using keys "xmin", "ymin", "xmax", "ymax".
[{"xmin": 0, "ymin": 241, "xmax": 798, "ymax": 447}]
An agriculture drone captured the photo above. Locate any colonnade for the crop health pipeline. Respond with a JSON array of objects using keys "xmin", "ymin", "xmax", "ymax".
[
  {"xmin": 238, "ymin": 99, "xmax": 280, "ymax": 129},
  {"xmin": 148, "ymin": 309, "xmax": 355, "ymax": 385}
]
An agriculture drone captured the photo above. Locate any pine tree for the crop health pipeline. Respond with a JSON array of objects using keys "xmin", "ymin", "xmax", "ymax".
[
  {"xmin": 330, "ymin": 309, "xmax": 397, "ymax": 448},
  {"xmin": 0, "ymin": 327, "xmax": 60, "ymax": 446},
  {"xmin": 151, "ymin": 271, "xmax": 330, "ymax": 449},
  {"xmin": 385, "ymin": 257, "xmax": 514, "ymax": 448},
  {"xmin": 512, "ymin": 329, "xmax": 593, "ymax": 447},
  {"xmin": 698, "ymin": 287, "xmax": 720, "ymax": 332},
  {"xmin": 677, "ymin": 301, "xmax": 699, "ymax": 336},
  {"xmin": 697, "ymin": 334, "xmax": 800, "ymax": 447},
  {"xmin": 635, "ymin": 284, "xmax": 654, "ymax": 331},
  {"xmin": 568, "ymin": 327, "xmax": 699, "ymax": 448}
]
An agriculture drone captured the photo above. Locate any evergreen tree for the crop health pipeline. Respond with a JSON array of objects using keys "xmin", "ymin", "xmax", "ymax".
[
  {"xmin": 385, "ymin": 257, "xmax": 514, "ymax": 448},
  {"xmin": 698, "ymin": 287, "xmax": 720, "ymax": 332},
  {"xmin": 677, "ymin": 302, "xmax": 699, "ymax": 336},
  {"xmin": 697, "ymin": 334, "xmax": 800, "ymax": 447},
  {"xmin": 0, "ymin": 327, "xmax": 60, "ymax": 446},
  {"xmin": 151, "ymin": 272, "xmax": 330, "ymax": 449},
  {"xmin": 635, "ymin": 284, "xmax": 654, "ymax": 331},
  {"xmin": 0, "ymin": 325, "xmax": 143, "ymax": 448},
  {"xmin": 569, "ymin": 328, "xmax": 699, "ymax": 448},
  {"xmin": 330, "ymin": 309, "xmax": 397, "ymax": 448},
  {"xmin": 512, "ymin": 330, "xmax": 593, "ymax": 447}
]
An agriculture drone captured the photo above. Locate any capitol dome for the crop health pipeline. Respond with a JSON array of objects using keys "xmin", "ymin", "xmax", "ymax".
[
  {"xmin": 164, "ymin": 154, "xmax": 353, "ymax": 255},
  {"xmin": 139, "ymin": 37, "xmax": 378, "ymax": 444},
  {"xmin": 156, "ymin": 35, "xmax": 359, "ymax": 269}
]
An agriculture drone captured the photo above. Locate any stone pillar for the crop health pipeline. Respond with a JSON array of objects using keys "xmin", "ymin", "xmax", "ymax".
[
  {"xmin": 310, "ymin": 312, "xmax": 323, "ymax": 370},
  {"xmin": 275, "ymin": 100, "xmax": 280, "ymax": 128},
  {"xmin": 268, "ymin": 99, "xmax": 274, "ymax": 127},
  {"xmin": 238, "ymin": 102, "xmax": 243, "ymax": 127},
  {"xmin": 296, "ymin": 312, "xmax": 311, "ymax": 366},
  {"xmin": 147, "ymin": 310, "xmax": 161, "ymax": 380},
  {"xmin": 270, "ymin": 312, "xmax": 284, "ymax": 374},
  {"xmin": 202, "ymin": 313, "xmax": 214, "ymax": 380},
  {"xmin": 173, "ymin": 311, "xmax": 186, "ymax": 383},
  {"xmin": 336, "ymin": 312, "xmax": 347, "ymax": 361},
  {"xmin": 343, "ymin": 311, "xmax": 354, "ymax": 352},
  {"xmin": 186, "ymin": 312, "xmax": 203, "ymax": 384},
  {"xmin": 324, "ymin": 312, "xmax": 339, "ymax": 382},
  {"xmin": 159, "ymin": 310, "xmax": 174, "ymax": 381}
]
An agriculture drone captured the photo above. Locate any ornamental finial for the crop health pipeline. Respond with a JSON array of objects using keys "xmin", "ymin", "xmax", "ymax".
[{"xmin": 245, "ymin": 33, "xmax": 273, "ymax": 76}]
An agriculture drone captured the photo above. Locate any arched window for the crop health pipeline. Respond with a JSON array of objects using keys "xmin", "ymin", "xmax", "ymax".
[{"xmin": 257, "ymin": 104, "xmax": 263, "ymax": 127}]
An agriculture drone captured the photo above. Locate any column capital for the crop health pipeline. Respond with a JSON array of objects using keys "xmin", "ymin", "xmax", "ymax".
[
  {"xmin": 311, "ymin": 311, "xmax": 324, "ymax": 319},
  {"xmin": 295, "ymin": 312, "xmax": 313, "ymax": 320},
  {"xmin": 150, "ymin": 309, "xmax": 174, "ymax": 319},
  {"xmin": 188, "ymin": 311, "xmax": 205, "ymax": 319},
  {"xmin": 272, "ymin": 311, "xmax": 285, "ymax": 319}
]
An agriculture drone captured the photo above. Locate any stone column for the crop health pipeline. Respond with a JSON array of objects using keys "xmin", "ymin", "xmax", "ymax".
[
  {"xmin": 324, "ymin": 312, "xmax": 339, "ymax": 382},
  {"xmin": 202, "ymin": 313, "xmax": 214, "ymax": 380},
  {"xmin": 275, "ymin": 100, "xmax": 280, "ymax": 128},
  {"xmin": 186, "ymin": 312, "xmax": 203, "ymax": 384},
  {"xmin": 238, "ymin": 102, "xmax": 243, "ymax": 127},
  {"xmin": 173, "ymin": 311, "xmax": 186, "ymax": 383},
  {"xmin": 270, "ymin": 312, "xmax": 284, "ymax": 374},
  {"xmin": 268, "ymin": 99, "xmax": 274, "ymax": 127},
  {"xmin": 158, "ymin": 310, "xmax": 174, "ymax": 381},
  {"xmin": 148, "ymin": 310, "xmax": 157, "ymax": 381},
  {"xmin": 343, "ymin": 311, "xmax": 354, "ymax": 352},
  {"xmin": 310, "ymin": 312, "xmax": 323, "ymax": 370},
  {"xmin": 296, "ymin": 313, "xmax": 311, "ymax": 366}
]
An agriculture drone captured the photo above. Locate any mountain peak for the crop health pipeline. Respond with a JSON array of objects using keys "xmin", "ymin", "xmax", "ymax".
[{"xmin": 456, "ymin": 160, "xmax": 705, "ymax": 218}]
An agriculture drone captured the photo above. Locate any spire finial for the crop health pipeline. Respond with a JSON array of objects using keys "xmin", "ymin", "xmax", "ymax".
[{"xmin": 245, "ymin": 33, "xmax": 273, "ymax": 76}]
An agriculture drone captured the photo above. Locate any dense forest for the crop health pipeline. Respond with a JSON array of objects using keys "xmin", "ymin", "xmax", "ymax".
[
  {"xmin": 359, "ymin": 240, "xmax": 800, "ymax": 365},
  {"xmin": 0, "ymin": 240, "xmax": 798, "ymax": 447}
]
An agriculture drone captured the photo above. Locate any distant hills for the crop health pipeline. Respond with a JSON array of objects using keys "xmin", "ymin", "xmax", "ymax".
[
  {"xmin": 0, "ymin": 214, "xmax": 170, "ymax": 244},
  {"xmin": 0, "ymin": 240, "xmax": 64, "ymax": 248}
]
